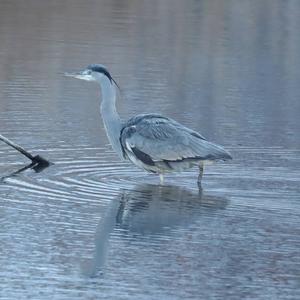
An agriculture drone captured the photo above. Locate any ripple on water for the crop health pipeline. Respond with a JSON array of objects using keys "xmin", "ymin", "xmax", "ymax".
[{"xmin": 1, "ymin": 145, "xmax": 299, "ymax": 203}]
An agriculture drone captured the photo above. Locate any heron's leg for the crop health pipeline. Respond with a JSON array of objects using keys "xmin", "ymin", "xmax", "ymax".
[
  {"xmin": 159, "ymin": 174, "xmax": 164, "ymax": 185},
  {"xmin": 197, "ymin": 164, "xmax": 204, "ymax": 189}
]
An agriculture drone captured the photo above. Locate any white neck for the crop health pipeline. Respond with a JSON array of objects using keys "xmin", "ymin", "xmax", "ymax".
[{"xmin": 98, "ymin": 76, "xmax": 123, "ymax": 159}]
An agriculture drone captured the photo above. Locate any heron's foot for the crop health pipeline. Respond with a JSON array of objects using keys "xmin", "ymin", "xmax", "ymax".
[
  {"xmin": 197, "ymin": 164, "xmax": 204, "ymax": 189},
  {"xmin": 159, "ymin": 174, "xmax": 164, "ymax": 185},
  {"xmin": 197, "ymin": 179, "xmax": 203, "ymax": 190}
]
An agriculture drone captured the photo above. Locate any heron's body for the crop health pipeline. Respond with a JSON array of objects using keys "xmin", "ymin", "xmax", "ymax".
[
  {"xmin": 66, "ymin": 64, "xmax": 232, "ymax": 187},
  {"xmin": 120, "ymin": 113, "xmax": 231, "ymax": 174}
]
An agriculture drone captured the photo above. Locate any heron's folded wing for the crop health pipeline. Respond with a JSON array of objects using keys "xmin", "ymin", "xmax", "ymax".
[{"xmin": 121, "ymin": 117, "xmax": 231, "ymax": 162}]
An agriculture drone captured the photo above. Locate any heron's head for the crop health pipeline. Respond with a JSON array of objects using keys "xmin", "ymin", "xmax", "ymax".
[{"xmin": 65, "ymin": 64, "xmax": 115, "ymax": 84}]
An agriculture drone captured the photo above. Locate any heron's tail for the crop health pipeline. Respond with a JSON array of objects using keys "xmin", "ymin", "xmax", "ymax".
[
  {"xmin": 190, "ymin": 138, "xmax": 232, "ymax": 161},
  {"xmin": 203, "ymin": 141, "xmax": 232, "ymax": 160}
]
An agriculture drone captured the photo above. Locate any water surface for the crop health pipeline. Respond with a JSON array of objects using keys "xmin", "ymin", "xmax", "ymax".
[{"xmin": 0, "ymin": 1, "xmax": 299, "ymax": 299}]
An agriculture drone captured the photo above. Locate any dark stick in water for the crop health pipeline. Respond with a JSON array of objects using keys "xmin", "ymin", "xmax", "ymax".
[{"xmin": 0, "ymin": 134, "xmax": 52, "ymax": 168}]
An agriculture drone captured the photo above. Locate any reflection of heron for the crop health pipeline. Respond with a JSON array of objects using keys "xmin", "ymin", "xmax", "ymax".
[
  {"xmin": 66, "ymin": 64, "xmax": 232, "ymax": 187},
  {"xmin": 115, "ymin": 184, "xmax": 229, "ymax": 234},
  {"xmin": 82, "ymin": 184, "xmax": 229, "ymax": 277}
]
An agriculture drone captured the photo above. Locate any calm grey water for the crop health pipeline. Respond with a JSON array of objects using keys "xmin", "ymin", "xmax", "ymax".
[{"xmin": 0, "ymin": 0, "xmax": 300, "ymax": 299}]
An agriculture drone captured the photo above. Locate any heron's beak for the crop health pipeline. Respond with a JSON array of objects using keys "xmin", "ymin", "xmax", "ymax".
[
  {"xmin": 64, "ymin": 70, "xmax": 93, "ymax": 81},
  {"xmin": 64, "ymin": 71, "xmax": 82, "ymax": 79}
]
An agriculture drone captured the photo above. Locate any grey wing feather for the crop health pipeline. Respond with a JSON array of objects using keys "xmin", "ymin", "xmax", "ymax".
[{"xmin": 121, "ymin": 114, "xmax": 232, "ymax": 162}]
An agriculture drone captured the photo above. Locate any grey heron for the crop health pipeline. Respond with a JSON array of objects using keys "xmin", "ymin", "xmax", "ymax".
[{"xmin": 65, "ymin": 64, "xmax": 232, "ymax": 187}]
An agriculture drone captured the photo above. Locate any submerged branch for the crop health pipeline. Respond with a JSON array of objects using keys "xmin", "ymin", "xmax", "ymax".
[{"xmin": 0, "ymin": 134, "xmax": 52, "ymax": 170}]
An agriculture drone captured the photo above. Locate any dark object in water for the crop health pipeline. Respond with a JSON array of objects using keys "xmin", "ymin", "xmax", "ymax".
[{"xmin": 0, "ymin": 134, "xmax": 52, "ymax": 175}]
